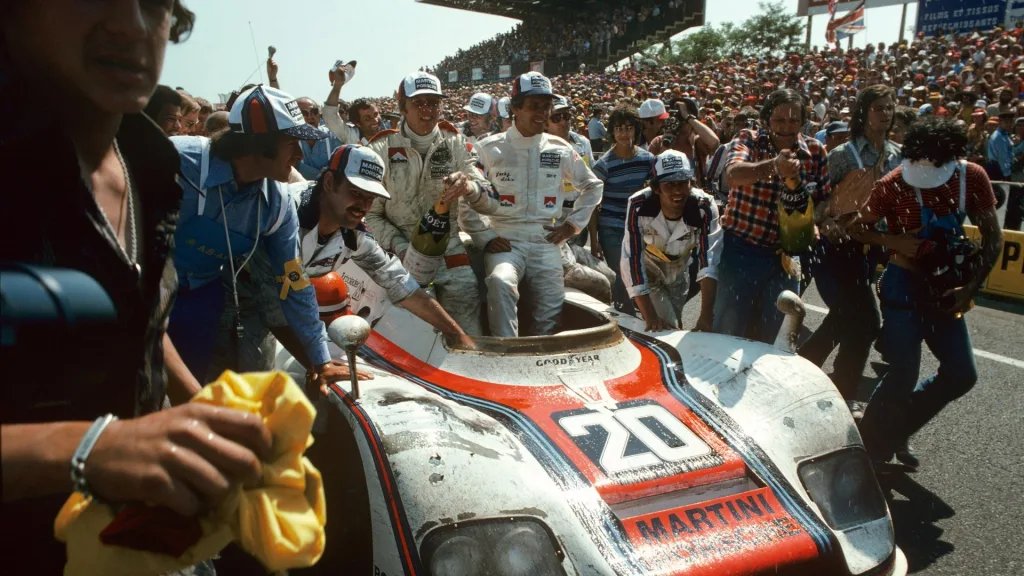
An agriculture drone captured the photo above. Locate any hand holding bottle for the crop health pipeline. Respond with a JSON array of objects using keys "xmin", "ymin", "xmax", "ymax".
[{"xmin": 441, "ymin": 172, "xmax": 474, "ymax": 204}]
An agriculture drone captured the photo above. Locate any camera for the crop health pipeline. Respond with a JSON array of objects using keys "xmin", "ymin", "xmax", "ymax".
[{"xmin": 916, "ymin": 229, "xmax": 980, "ymax": 309}]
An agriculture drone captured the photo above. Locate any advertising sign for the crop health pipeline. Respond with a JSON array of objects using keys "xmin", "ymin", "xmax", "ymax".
[
  {"xmin": 472, "ymin": 67, "xmax": 483, "ymax": 81},
  {"xmin": 447, "ymin": 70, "xmax": 458, "ymax": 83},
  {"xmin": 530, "ymin": 61, "xmax": 545, "ymax": 74},
  {"xmin": 498, "ymin": 64, "xmax": 512, "ymax": 79},
  {"xmin": 916, "ymin": 0, "xmax": 1007, "ymax": 36}
]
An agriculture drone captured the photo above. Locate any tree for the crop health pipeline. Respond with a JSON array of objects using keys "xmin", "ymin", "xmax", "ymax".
[
  {"xmin": 732, "ymin": 1, "xmax": 805, "ymax": 58},
  {"xmin": 668, "ymin": 23, "xmax": 732, "ymax": 65}
]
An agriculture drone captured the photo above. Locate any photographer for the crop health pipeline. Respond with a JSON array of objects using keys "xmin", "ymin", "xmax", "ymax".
[
  {"xmin": 847, "ymin": 116, "xmax": 1003, "ymax": 468},
  {"xmin": 648, "ymin": 98, "xmax": 720, "ymax": 189},
  {"xmin": 1, "ymin": 1, "xmax": 272, "ymax": 573}
]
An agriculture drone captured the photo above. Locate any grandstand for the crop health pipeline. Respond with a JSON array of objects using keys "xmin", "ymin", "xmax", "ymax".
[{"xmin": 417, "ymin": 0, "xmax": 706, "ymax": 85}]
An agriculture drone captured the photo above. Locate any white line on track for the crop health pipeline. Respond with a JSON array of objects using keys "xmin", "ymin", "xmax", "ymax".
[{"xmin": 801, "ymin": 303, "xmax": 1024, "ymax": 370}]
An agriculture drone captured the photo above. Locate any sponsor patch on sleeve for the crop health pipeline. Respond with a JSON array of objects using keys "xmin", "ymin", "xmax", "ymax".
[
  {"xmin": 540, "ymin": 151, "xmax": 561, "ymax": 169},
  {"xmin": 499, "ymin": 194, "xmax": 515, "ymax": 207},
  {"xmin": 544, "ymin": 196, "xmax": 557, "ymax": 209}
]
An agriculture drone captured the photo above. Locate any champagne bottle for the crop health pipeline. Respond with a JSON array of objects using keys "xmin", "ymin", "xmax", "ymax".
[
  {"xmin": 402, "ymin": 199, "xmax": 451, "ymax": 286},
  {"xmin": 777, "ymin": 185, "xmax": 815, "ymax": 255}
]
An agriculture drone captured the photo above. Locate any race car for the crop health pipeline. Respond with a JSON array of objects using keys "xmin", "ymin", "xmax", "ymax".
[{"xmin": 276, "ymin": 261, "xmax": 908, "ymax": 576}]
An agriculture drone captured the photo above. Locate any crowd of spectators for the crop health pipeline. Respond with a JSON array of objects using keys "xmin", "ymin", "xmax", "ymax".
[
  {"xmin": 374, "ymin": 23, "xmax": 1023, "ymax": 220},
  {"xmin": 426, "ymin": 1, "xmax": 684, "ymax": 82}
]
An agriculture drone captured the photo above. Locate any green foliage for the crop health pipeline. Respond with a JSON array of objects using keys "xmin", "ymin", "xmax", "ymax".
[{"xmin": 665, "ymin": 1, "xmax": 805, "ymax": 64}]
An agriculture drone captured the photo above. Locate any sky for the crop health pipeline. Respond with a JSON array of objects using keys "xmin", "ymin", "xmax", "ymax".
[{"xmin": 162, "ymin": 0, "xmax": 920, "ymax": 104}]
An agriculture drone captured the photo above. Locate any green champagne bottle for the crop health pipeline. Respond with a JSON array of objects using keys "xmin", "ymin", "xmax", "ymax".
[{"xmin": 402, "ymin": 198, "xmax": 451, "ymax": 286}]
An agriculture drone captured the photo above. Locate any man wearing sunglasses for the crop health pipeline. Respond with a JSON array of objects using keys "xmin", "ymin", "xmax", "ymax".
[
  {"xmin": 295, "ymin": 96, "xmax": 343, "ymax": 179},
  {"xmin": 366, "ymin": 72, "xmax": 495, "ymax": 336}
]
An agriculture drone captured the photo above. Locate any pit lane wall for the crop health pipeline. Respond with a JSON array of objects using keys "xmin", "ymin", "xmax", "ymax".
[{"xmin": 963, "ymin": 226, "xmax": 1024, "ymax": 300}]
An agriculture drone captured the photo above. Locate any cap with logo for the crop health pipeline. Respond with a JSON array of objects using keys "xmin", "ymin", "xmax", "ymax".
[
  {"xmin": 651, "ymin": 150, "xmax": 694, "ymax": 183},
  {"xmin": 228, "ymin": 85, "xmax": 327, "ymax": 141},
  {"xmin": 497, "ymin": 97, "xmax": 512, "ymax": 119},
  {"xmin": 511, "ymin": 71, "xmax": 555, "ymax": 98},
  {"xmin": 398, "ymin": 72, "xmax": 445, "ymax": 99},
  {"xmin": 328, "ymin": 145, "xmax": 390, "ymax": 199},
  {"xmin": 552, "ymin": 95, "xmax": 572, "ymax": 112},
  {"xmin": 638, "ymin": 99, "xmax": 669, "ymax": 120},
  {"xmin": 463, "ymin": 93, "xmax": 495, "ymax": 115}
]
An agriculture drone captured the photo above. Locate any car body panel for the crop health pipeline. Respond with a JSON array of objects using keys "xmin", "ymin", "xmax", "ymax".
[{"xmin": 276, "ymin": 262, "xmax": 906, "ymax": 576}]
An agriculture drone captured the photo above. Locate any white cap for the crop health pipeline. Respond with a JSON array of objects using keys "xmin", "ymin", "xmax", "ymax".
[
  {"xmin": 511, "ymin": 71, "xmax": 554, "ymax": 98},
  {"xmin": 398, "ymin": 72, "xmax": 445, "ymax": 99},
  {"xmin": 497, "ymin": 96, "xmax": 512, "ymax": 119},
  {"xmin": 463, "ymin": 93, "xmax": 494, "ymax": 115},
  {"xmin": 552, "ymin": 95, "xmax": 571, "ymax": 112},
  {"xmin": 328, "ymin": 145, "xmax": 390, "ymax": 199},
  {"xmin": 638, "ymin": 99, "xmax": 669, "ymax": 120},
  {"xmin": 651, "ymin": 150, "xmax": 694, "ymax": 183},
  {"xmin": 228, "ymin": 85, "xmax": 326, "ymax": 141}
]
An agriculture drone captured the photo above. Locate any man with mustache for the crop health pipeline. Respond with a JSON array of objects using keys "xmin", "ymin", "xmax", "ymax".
[{"xmin": 714, "ymin": 88, "xmax": 834, "ymax": 343}]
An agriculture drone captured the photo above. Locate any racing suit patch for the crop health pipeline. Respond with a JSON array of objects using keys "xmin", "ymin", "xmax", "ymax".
[
  {"xmin": 544, "ymin": 196, "xmax": 557, "ymax": 209},
  {"xmin": 499, "ymin": 195, "xmax": 515, "ymax": 207},
  {"xmin": 540, "ymin": 151, "xmax": 561, "ymax": 169},
  {"xmin": 276, "ymin": 257, "xmax": 311, "ymax": 300},
  {"xmin": 388, "ymin": 148, "xmax": 408, "ymax": 164}
]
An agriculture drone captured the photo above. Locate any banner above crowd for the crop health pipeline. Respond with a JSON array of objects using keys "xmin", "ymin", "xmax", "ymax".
[{"xmin": 916, "ymin": 0, "xmax": 1008, "ymax": 37}]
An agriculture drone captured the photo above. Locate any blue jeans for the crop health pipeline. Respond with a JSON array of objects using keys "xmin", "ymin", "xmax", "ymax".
[
  {"xmin": 598, "ymin": 226, "xmax": 636, "ymax": 315},
  {"xmin": 712, "ymin": 233, "xmax": 798, "ymax": 344},
  {"xmin": 859, "ymin": 265, "xmax": 978, "ymax": 460},
  {"xmin": 800, "ymin": 240, "xmax": 881, "ymax": 400},
  {"xmin": 167, "ymin": 279, "xmax": 225, "ymax": 384}
]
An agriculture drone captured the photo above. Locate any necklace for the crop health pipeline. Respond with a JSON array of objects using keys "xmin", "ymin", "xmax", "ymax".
[{"xmin": 83, "ymin": 140, "xmax": 139, "ymax": 274}]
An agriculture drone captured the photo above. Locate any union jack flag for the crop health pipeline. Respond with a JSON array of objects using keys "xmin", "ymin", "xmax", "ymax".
[{"xmin": 826, "ymin": 1, "xmax": 865, "ymax": 44}]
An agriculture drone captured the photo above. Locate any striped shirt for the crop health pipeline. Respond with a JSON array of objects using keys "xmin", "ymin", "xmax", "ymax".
[{"xmin": 592, "ymin": 147, "xmax": 656, "ymax": 230}]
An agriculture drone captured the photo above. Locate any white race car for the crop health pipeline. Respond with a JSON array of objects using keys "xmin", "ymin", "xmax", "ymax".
[{"xmin": 277, "ymin": 261, "xmax": 907, "ymax": 576}]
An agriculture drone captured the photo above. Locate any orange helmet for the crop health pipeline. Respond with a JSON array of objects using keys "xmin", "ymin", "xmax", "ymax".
[{"xmin": 311, "ymin": 272, "xmax": 350, "ymax": 324}]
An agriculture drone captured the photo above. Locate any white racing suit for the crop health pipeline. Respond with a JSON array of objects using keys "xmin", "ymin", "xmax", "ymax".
[
  {"xmin": 558, "ymin": 131, "xmax": 612, "ymax": 302},
  {"xmin": 208, "ymin": 182, "xmax": 420, "ymax": 374},
  {"xmin": 467, "ymin": 127, "xmax": 603, "ymax": 337},
  {"xmin": 367, "ymin": 120, "xmax": 495, "ymax": 335},
  {"xmin": 621, "ymin": 187, "xmax": 722, "ymax": 326},
  {"xmin": 322, "ymin": 104, "xmax": 369, "ymax": 145}
]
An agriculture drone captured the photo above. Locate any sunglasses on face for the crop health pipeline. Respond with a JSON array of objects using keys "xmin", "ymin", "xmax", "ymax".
[
  {"xmin": 550, "ymin": 113, "xmax": 571, "ymax": 123},
  {"xmin": 301, "ymin": 108, "xmax": 321, "ymax": 117}
]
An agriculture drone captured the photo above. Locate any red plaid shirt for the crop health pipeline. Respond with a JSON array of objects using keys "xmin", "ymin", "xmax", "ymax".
[{"xmin": 721, "ymin": 129, "xmax": 831, "ymax": 248}]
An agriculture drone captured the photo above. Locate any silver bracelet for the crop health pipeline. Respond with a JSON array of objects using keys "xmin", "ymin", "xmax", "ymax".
[{"xmin": 70, "ymin": 413, "xmax": 118, "ymax": 498}]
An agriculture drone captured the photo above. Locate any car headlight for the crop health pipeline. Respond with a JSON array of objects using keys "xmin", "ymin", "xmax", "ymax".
[
  {"xmin": 798, "ymin": 448, "xmax": 888, "ymax": 531},
  {"xmin": 421, "ymin": 518, "xmax": 565, "ymax": 576}
]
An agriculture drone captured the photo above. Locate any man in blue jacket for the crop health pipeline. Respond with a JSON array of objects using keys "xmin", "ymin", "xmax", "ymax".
[{"xmin": 169, "ymin": 85, "xmax": 338, "ymax": 387}]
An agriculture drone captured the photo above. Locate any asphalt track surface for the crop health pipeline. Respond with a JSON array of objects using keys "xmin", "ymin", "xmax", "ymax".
[{"xmin": 678, "ymin": 282, "xmax": 1024, "ymax": 576}]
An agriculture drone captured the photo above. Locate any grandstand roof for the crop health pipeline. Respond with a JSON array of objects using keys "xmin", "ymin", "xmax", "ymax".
[{"xmin": 415, "ymin": 0, "xmax": 607, "ymax": 20}]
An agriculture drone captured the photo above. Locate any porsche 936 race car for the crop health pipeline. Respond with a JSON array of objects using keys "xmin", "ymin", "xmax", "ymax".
[{"xmin": 275, "ymin": 261, "xmax": 908, "ymax": 576}]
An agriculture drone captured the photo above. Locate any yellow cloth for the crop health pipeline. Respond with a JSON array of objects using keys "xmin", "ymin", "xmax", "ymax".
[{"xmin": 55, "ymin": 371, "xmax": 327, "ymax": 575}]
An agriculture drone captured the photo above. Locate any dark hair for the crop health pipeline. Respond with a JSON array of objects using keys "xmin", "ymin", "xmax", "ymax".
[
  {"xmin": 349, "ymin": 98, "xmax": 376, "ymax": 124},
  {"xmin": 901, "ymin": 116, "xmax": 967, "ymax": 166},
  {"xmin": 893, "ymin": 106, "xmax": 917, "ymax": 126},
  {"xmin": 209, "ymin": 130, "xmax": 283, "ymax": 161},
  {"xmin": 143, "ymin": 84, "xmax": 183, "ymax": 120},
  {"xmin": 759, "ymin": 89, "xmax": 806, "ymax": 125},
  {"xmin": 224, "ymin": 83, "xmax": 258, "ymax": 112},
  {"xmin": 170, "ymin": 1, "xmax": 196, "ymax": 44},
  {"xmin": 606, "ymin": 104, "xmax": 641, "ymax": 144},
  {"xmin": 195, "ymin": 97, "xmax": 214, "ymax": 115},
  {"xmin": 850, "ymin": 84, "xmax": 895, "ymax": 139},
  {"xmin": 510, "ymin": 93, "xmax": 527, "ymax": 111}
]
